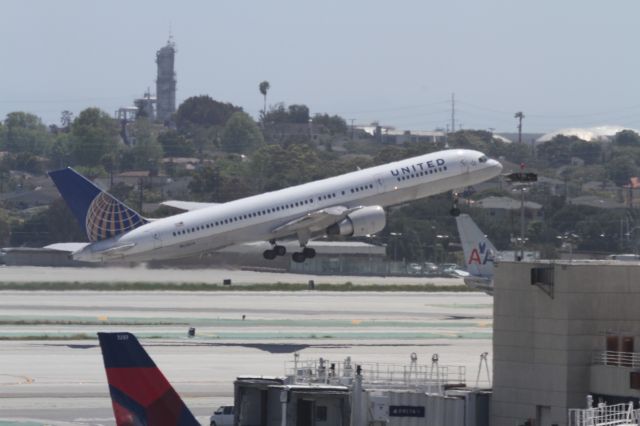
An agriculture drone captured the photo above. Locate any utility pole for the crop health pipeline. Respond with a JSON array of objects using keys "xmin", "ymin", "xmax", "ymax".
[
  {"xmin": 451, "ymin": 93, "xmax": 456, "ymax": 134},
  {"xmin": 514, "ymin": 111, "xmax": 525, "ymax": 143},
  {"xmin": 350, "ymin": 119, "xmax": 355, "ymax": 140},
  {"xmin": 505, "ymin": 168, "xmax": 538, "ymax": 261}
]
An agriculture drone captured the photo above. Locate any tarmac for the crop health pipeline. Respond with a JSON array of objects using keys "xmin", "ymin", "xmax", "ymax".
[
  {"xmin": 0, "ymin": 265, "xmax": 465, "ymax": 286},
  {"xmin": 0, "ymin": 267, "xmax": 491, "ymax": 425}
]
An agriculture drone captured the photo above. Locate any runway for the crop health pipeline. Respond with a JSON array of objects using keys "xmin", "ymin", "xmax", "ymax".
[
  {"xmin": 0, "ymin": 270, "xmax": 490, "ymax": 425},
  {"xmin": 0, "ymin": 265, "xmax": 465, "ymax": 286}
]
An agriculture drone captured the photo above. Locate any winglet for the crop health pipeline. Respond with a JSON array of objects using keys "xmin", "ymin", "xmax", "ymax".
[
  {"xmin": 48, "ymin": 168, "xmax": 147, "ymax": 242},
  {"xmin": 97, "ymin": 332, "xmax": 199, "ymax": 426}
]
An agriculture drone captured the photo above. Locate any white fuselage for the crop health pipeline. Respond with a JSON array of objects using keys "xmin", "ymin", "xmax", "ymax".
[{"xmin": 74, "ymin": 149, "xmax": 502, "ymax": 262}]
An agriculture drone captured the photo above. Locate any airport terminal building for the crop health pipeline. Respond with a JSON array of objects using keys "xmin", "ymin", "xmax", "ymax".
[{"xmin": 492, "ymin": 260, "xmax": 640, "ymax": 426}]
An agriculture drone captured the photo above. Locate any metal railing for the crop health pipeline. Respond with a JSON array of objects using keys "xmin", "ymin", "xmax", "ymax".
[
  {"xmin": 284, "ymin": 356, "xmax": 467, "ymax": 391},
  {"xmin": 593, "ymin": 351, "xmax": 640, "ymax": 368},
  {"xmin": 569, "ymin": 402, "xmax": 640, "ymax": 426}
]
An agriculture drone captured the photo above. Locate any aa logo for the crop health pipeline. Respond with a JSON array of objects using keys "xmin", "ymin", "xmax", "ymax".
[{"xmin": 468, "ymin": 242, "xmax": 495, "ymax": 265}]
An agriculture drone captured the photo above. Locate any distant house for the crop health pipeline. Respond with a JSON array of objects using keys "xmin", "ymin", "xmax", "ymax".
[
  {"xmin": 568, "ymin": 195, "xmax": 625, "ymax": 210},
  {"xmin": 472, "ymin": 196, "xmax": 543, "ymax": 221},
  {"xmin": 162, "ymin": 157, "xmax": 213, "ymax": 171}
]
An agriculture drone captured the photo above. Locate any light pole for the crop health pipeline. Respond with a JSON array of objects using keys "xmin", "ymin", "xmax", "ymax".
[
  {"xmin": 505, "ymin": 170, "xmax": 537, "ymax": 261},
  {"xmin": 390, "ymin": 232, "xmax": 403, "ymax": 262}
]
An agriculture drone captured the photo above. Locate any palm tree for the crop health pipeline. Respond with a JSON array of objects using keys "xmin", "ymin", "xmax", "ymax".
[
  {"xmin": 514, "ymin": 111, "xmax": 525, "ymax": 143},
  {"xmin": 259, "ymin": 81, "xmax": 270, "ymax": 117}
]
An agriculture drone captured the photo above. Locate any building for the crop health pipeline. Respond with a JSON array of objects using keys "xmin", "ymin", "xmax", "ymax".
[
  {"xmin": 155, "ymin": 38, "xmax": 177, "ymax": 123},
  {"xmin": 492, "ymin": 260, "xmax": 640, "ymax": 426},
  {"xmin": 233, "ymin": 353, "xmax": 491, "ymax": 425}
]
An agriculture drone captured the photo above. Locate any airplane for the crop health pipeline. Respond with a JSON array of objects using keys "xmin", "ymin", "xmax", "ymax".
[
  {"xmin": 48, "ymin": 149, "xmax": 502, "ymax": 263},
  {"xmin": 97, "ymin": 332, "xmax": 199, "ymax": 425},
  {"xmin": 455, "ymin": 213, "xmax": 497, "ymax": 295}
]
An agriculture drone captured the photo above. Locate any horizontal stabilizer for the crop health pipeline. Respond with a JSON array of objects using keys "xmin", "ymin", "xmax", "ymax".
[{"xmin": 43, "ymin": 242, "xmax": 90, "ymax": 252}]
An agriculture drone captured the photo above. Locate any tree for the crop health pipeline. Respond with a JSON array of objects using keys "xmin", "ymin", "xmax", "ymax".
[
  {"xmin": 287, "ymin": 104, "xmax": 310, "ymax": 123},
  {"xmin": 249, "ymin": 144, "xmax": 323, "ymax": 192},
  {"xmin": 570, "ymin": 141, "xmax": 602, "ymax": 164},
  {"xmin": 536, "ymin": 135, "xmax": 575, "ymax": 166},
  {"xmin": 3, "ymin": 112, "xmax": 51, "ymax": 155},
  {"xmin": 220, "ymin": 112, "xmax": 264, "ymax": 153},
  {"xmin": 613, "ymin": 130, "xmax": 640, "ymax": 147},
  {"xmin": 312, "ymin": 113, "xmax": 348, "ymax": 135},
  {"xmin": 60, "ymin": 110, "xmax": 73, "ymax": 130},
  {"xmin": 48, "ymin": 133, "xmax": 72, "ymax": 169},
  {"xmin": 175, "ymin": 95, "xmax": 242, "ymax": 131},
  {"xmin": 0, "ymin": 209, "xmax": 10, "ymax": 246},
  {"xmin": 514, "ymin": 111, "xmax": 525, "ymax": 143},
  {"xmin": 605, "ymin": 155, "xmax": 640, "ymax": 186},
  {"xmin": 128, "ymin": 118, "xmax": 163, "ymax": 171},
  {"xmin": 158, "ymin": 130, "xmax": 195, "ymax": 157},
  {"xmin": 259, "ymin": 81, "xmax": 270, "ymax": 117},
  {"xmin": 0, "ymin": 121, "xmax": 4, "ymax": 150},
  {"xmin": 71, "ymin": 108, "xmax": 120, "ymax": 167},
  {"xmin": 261, "ymin": 103, "xmax": 310, "ymax": 124}
]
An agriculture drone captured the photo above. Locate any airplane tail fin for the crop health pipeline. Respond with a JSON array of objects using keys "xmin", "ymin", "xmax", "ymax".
[
  {"xmin": 97, "ymin": 332, "xmax": 199, "ymax": 426},
  {"xmin": 456, "ymin": 214, "xmax": 497, "ymax": 278},
  {"xmin": 48, "ymin": 168, "xmax": 147, "ymax": 242}
]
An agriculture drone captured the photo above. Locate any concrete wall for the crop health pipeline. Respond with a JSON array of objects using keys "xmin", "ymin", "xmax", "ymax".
[{"xmin": 492, "ymin": 261, "xmax": 640, "ymax": 426}]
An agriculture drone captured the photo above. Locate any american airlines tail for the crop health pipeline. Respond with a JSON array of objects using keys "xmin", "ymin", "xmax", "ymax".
[
  {"xmin": 455, "ymin": 214, "xmax": 496, "ymax": 295},
  {"xmin": 48, "ymin": 168, "xmax": 147, "ymax": 242},
  {"xmin": 97, "ymin": 332, "xmax": 199, "ymax": 426}
]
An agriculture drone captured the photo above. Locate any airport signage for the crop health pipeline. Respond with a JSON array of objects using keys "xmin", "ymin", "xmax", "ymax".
[{"xmin": 389, "ymin": 405, "xmax": 425, "ymax": 417}]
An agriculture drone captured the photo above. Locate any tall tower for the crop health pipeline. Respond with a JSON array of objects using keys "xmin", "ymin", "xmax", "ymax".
[{"xmin": 155, "ymin": 37, "xmax": 176, "ymax": 124}]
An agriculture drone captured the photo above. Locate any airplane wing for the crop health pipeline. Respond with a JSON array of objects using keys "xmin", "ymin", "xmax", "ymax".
[
  {"xmin": 161, "ymin": 200, "xmax": 219, "ymax": 211},
  {"xmin": 271, "ymin": 205, "xmax": 359, "ymax": 236}
]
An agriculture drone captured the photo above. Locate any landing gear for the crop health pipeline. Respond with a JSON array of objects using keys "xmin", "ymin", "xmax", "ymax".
[
  {"xmin": 292, "ymin": 247, "xmax": 316, "ymax": 263},
  {"xmin": 263, "ymin": 242, "xmax": 287, "ymax": 260},
  {"xmin": 450, "ymin": 193, "xmax": 461, "ymax": 217}
]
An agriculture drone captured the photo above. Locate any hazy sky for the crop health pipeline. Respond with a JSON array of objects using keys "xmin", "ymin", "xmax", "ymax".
[{"xmin": 1, "ymin": 0, "xmax": 639, "ymax": 133}]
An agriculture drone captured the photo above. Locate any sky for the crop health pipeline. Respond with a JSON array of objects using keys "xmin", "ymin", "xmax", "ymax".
[{"xmin": 1, "ymin": 0, "xmax": 640, "ymax": 133}]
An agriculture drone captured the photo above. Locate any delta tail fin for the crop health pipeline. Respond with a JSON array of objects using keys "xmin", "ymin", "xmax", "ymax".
[
  {"xmin": 98, "ymin": 332, "xmax": 199, "ymax": 426},
  {"xmin": 48, "ymin": 168, "xmax": 147, "ymax": 242},
  {"xmin": 456, "ymin": 214, "xmax": 497, "ymax": 278}
]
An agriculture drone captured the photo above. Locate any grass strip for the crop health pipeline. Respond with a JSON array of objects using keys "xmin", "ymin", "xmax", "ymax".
[{"xmin": 0, "ymin": 281, "xmax": 473, "ymax": 292}]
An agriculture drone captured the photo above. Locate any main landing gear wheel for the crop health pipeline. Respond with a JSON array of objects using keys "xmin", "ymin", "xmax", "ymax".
[
  {"xmin": 292, "ymin": 247, "xmax": 316, "ymax": 263},
  {"xmin": 302, "ymin": 247, "xmax": 316, "ymax": 259},
  {"xmin": 263, "ymin": 244, "xmax": 287, "ymax": 260}
]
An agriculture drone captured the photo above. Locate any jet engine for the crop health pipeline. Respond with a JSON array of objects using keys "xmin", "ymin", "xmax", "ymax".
[{"xmin": 326, "ymin": 206, "xmax": 386, "ymax": 237}]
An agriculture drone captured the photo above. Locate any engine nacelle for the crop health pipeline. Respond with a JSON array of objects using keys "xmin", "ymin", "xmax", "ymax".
[{"xmin": 326, "ymin": 206, "xmax": 386, "ymax": 237}]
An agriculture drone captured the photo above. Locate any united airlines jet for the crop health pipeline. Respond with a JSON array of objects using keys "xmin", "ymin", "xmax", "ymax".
[{"xmin": 48, "ymin": 149, "xmax": 502, "ymax": 263}]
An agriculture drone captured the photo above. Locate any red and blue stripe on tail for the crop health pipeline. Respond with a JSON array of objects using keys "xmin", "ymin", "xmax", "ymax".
[
  {"xmin": 48, "ymin": 168, "xmax": 147, "ymax": 242},
  {"xmin": 97, "ymin": 332, "xmax": 199, "ymax": 426}
]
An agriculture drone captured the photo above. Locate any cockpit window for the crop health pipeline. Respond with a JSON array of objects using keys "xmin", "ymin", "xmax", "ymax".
[{"xmin": 478, "ymin": 155, "xmax": 488, "ymax": 163}]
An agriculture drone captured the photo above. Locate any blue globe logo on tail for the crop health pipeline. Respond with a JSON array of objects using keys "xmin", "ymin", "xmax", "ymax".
[
  {"xmin": 48, "ymin": 167, "xmax": 147, "ymax": 243},
  {"xmin": 86, "ymin": 192, "xmax": 146, "ymax": 242}
]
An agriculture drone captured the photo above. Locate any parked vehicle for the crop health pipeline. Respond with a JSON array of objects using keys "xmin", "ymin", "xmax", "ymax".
[{"xmin": 210, "ymin": 405, "xmax": 234, "ymax": 426}]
